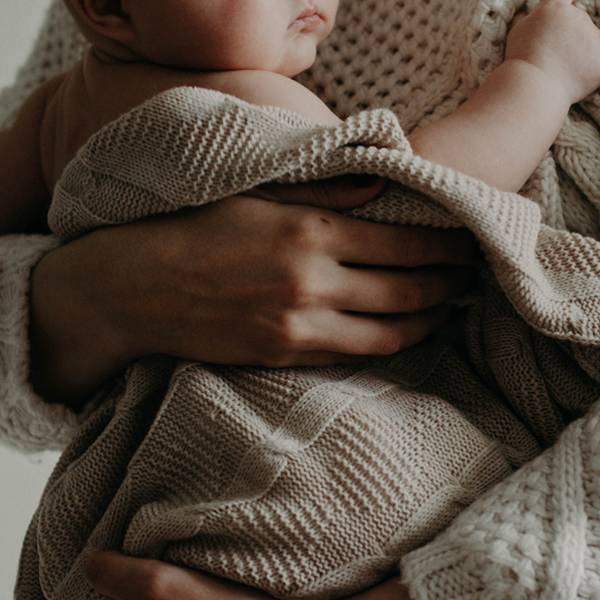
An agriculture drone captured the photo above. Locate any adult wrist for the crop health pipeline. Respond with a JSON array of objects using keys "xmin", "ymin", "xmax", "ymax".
[
  {"xmin": 0, "ymin": 234, "xmax": 87, "ymax": 450},
  {"xmin": 29, "ymin": 235, "xmax": 135, "ymax": 409}
]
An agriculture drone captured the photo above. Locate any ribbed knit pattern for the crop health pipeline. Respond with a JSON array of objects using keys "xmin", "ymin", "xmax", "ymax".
[{"xmin": 8, "ymin": 0, "xmax": 600, "ymax": 598}]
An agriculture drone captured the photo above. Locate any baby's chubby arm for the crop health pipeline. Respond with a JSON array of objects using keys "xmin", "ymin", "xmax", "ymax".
[
  {"xmin": 237, "ymin": 0, "xmax": 600, "ymax": 196},
  {"xmin": 410, "ymin": 0, "xmax": 600, "ymax": 193}
]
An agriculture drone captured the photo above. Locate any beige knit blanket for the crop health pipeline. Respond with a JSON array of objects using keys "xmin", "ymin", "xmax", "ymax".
[{"xmin": 15, "ymin": 1, "xmax": 600, "ymax": 599}]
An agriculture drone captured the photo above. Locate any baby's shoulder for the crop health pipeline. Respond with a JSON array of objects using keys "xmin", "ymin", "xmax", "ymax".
[
  {"xmin": 2, "ymin": 72, "xmax": 67, "ymax": 189},
  {"xmin": 83, "ymin": 51, "xmax": 341, "ymax": 127},
  {"xmin": 207, "ymin": 70, "xmax": 341, "ymax": 126},
  {"xmin": 211, "ymin": 71, "xmax": 340, "ymax": 125}
]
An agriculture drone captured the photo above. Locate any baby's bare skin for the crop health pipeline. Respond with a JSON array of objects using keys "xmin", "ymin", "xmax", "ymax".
[
  {"xmin": 6, "ymin": 2, "xmax": 600, "ymax": 600},
  {"xmin": 2, "ymin": 0, "xmax": 600, "ymax": 237},
  {"xmin": 0, "ymin": 55, "xmax": 340, "ymax": 234},
  {"xmin": 44, "ymin": 53, "xmax": 342, "ymax": 186}
]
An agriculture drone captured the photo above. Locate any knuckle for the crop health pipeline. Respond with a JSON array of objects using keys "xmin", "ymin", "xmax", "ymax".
[
  {"xmin": 265, "ymin": 312, "xmax": 308, "ymax": 355},
  {"xmin": 285, "ymin": 211, "xmax": 331, "ymax": 251},
  {"xmin": 278, "ymin": 269, "xmax": 318, "ymax": 309}
]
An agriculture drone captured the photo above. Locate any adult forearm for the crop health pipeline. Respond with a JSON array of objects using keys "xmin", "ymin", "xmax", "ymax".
[
  {"xmin": 0, "ymin": 234, "xmax": 86, "ymax": 450},
  {"xmin": 29, "ymin": 233, "xmax": 133, "ymax": 409},
  {"xmin": 408, "ymin": 59, "xmax": 571, "ymax": 193}
]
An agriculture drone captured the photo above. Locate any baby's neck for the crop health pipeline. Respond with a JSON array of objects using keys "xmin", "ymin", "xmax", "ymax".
[{"xmin": 88, "ymin": 40, "xmax": 145, "ymax": 68}]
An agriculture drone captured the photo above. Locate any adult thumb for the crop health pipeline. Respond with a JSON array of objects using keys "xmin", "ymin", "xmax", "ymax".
[{"xmin": 248, "ymin": 175, "xmax": 387, "ymax": 210}]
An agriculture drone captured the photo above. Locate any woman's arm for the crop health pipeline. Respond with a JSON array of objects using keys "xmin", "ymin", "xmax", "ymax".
[
  {"xmin": 0, "ymin": 233, "xmax": 83, "ymax": 451},
  {"xmin": 29, "ymin": 183, "xmax": 477, "ymax": 409},
  {"xmin": 83, "ymin": 551, "xmax": 412, "ymax": 600}
]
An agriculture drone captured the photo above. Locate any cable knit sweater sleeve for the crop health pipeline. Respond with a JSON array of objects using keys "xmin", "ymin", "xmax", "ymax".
[
  {"xmin": 0, "ymin": 234, "xmax": 88, "ymax": 451},
  {"xmin": 0, "ymin": 2, "xmax": 88, "ymax": 452},
  {"xmin": 401, "ymin": 397, "xmax": 600, "ymax": 599}
]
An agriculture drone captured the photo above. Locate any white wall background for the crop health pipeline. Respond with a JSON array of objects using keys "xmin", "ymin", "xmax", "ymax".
[{"xmin": 0, "ymin": 2, "xmax": 60, "ymax": 598}]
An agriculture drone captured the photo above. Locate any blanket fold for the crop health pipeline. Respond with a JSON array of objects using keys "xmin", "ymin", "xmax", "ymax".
[
  {"xmin": 15, "ymin": 82, "xmax": 600, "ymax": 600},
  {"xmin": 14, "ymin": 0, "xmax": 600, "ymax": 598}
]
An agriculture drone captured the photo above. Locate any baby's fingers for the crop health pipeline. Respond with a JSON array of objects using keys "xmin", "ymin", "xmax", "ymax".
[
  {"xmin": 508, "ymin": 1, "xmax": 534, "ymax": 31},
  {"xmin": 540, "ymin": 0, "xmax": 589, "ymax": 11},
  {"xmin": 510, "ymin": 8, "xmax": 528, "ymax": 28}
]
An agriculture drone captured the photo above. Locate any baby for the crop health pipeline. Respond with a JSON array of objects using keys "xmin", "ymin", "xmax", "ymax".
[
  {"xmin": 8, "ymin": 1, "xmax": 600, "ymax": 599},
  {"xmin": 1, "ymin": 0, "xmax": 600, "ymax": 236}
]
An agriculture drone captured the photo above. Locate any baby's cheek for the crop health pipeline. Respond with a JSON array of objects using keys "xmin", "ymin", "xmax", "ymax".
[{"xmin": 222, "ymin": 22, "xmax": 289, "ymax": 71}]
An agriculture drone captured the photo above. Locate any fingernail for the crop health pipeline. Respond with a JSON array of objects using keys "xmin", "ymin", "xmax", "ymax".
[{"xmin": 352, "ymin": 174, "xmax": 381, "ymax": 188}]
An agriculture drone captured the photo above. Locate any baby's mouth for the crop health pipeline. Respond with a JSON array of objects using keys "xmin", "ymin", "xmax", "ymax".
[{"xmin": 289, "ymin": 7, "xmax": 324, "ymax": 32}]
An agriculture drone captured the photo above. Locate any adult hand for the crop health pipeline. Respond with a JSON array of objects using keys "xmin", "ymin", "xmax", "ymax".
[
  {"xmin": 84, "ymin": 551, "xmax": 411, "ymax": 600},
  {"xmin": 30, "ymin": 175, "xmax": 478, "ymax": 407},
  {"xmin": 84, "ymin": 551, "xmax": 269, "ymax": 600}
]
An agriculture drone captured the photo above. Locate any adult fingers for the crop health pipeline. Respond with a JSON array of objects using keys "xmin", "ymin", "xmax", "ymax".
[
  {"xmin": 263, "ymin": 351, "xmax": 375, "ymax": 368},
  {"xmin": 85, "ymin": 551, "xmax": 159, "ymax": 600},
  {"xmin": 328, "ymin": 265, "xmax": 475, "ymax": 313},
  {"xmin": 250, "ymin": 174, "xmax": 387, "ymax": 210},
  {"xmin": 84, "ymin": 551, "xmax": 269, "ymax": 600},
  {"xmin": 296, "ymin": 305, "xmax": 453, "ymax": 356},
  {"xmin": 329, "ymin": 219, "xmax": 480, "ymax": 267}
]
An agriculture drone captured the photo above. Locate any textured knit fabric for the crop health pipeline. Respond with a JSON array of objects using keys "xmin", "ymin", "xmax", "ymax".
[
  {"xmin": 0, "ymin": 234, "xmax": 80, "ymax": 452},
  {"xmin": 0, "ymin": 0, "xmax": 88, "ymax": 451},
  {"xmin": 23, "ymin": 86, "xmax": 600, "ymax": 599},
  {"xmin": 9, "ymin": 0, "xmax": 600, "ymax": 599}
]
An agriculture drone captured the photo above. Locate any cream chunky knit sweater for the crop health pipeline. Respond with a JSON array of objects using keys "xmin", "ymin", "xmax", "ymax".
[{"xmin": 6, "ymin": 1, "xmax": 600, "ymax": 599}]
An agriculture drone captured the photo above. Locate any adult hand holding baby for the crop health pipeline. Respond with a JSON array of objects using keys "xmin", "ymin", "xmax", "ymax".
[
  {"xmin": 29, "ymin": 176, "xmax": 477, "ymax": 408},
  {"xmin": 84, "ymin": 550, "xmax": 411, "ymax": 600}
]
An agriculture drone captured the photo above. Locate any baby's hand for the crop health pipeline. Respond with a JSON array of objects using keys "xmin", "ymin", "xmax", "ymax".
[{"xmin": 506, "ymin": 0, "xmax": 600, "ymax": 104}]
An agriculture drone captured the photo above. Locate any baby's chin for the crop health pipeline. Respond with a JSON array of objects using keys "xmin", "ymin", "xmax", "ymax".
[{"xmin": 278, "ymin": 42, "xmax": 319, "ymax": 78}]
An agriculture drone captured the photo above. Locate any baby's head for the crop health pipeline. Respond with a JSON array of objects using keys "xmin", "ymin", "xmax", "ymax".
[{"xmin": 65, "ymin": 0, "xmax": 339, "ymax": 77}]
